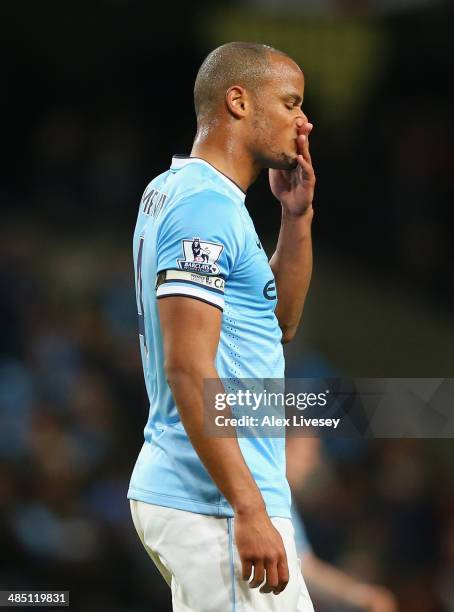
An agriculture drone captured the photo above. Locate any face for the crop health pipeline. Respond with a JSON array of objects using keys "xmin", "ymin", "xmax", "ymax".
[{"xmin": 249, "ymin": 55, "xmax": 307, "ymax": 170}]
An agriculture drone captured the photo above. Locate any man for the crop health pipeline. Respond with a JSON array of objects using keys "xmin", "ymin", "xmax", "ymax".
[
  {"xmin": 287, "ymin": 437, "xmax": 398, "ymax": 612},
  {"xmin": 128, "ymin": 41, "xmax": 315, "ymax": 611}
]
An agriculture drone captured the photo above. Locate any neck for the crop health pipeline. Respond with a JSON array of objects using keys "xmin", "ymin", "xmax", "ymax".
[{"xmin": 190, "ymin": 124, "xmax": 261, "ymax": 193}]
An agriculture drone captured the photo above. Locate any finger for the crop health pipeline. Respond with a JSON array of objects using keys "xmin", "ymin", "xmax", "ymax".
[
  {"xmin": 241, "ymin": 559, "xmax": 252, "ymax": 582},
  {"xmin": 260, "ymin": 560, "xmax": 279, "ymax": 594},
  {"xmin": 296, "ymin": 132, "xmax": 306, "ymax": 150},
  {"xmin": 297, "ymin": 124, "xmax": 313, "ymax": 157},
  {"xmin": 297, "ymin": 153, "xmax": 314, "ymax": 175},
  {"xmin": 248, "ymin": 561, "xmax": 265, "ymax": 589},
  {"xmin": 296, "ymin": 121, "xmax": 313, "ymax": 137},
  {"xmin": 300, "ymin": 123, "xmax": 313, "ymax": 142},
  {"xmin": 276, "ymin": 556, "xmax": 289, "ymax": 593},
  {"xmin": 306, "ymin": 124, "xmax": 313, "ymax": 149},
  {"xmin": 296, "ymin": 154, "xmax": 315, "ymax": 182},
  {"xmin": 300, "ymin": 138, "xmax": 312, "ymax": 167},
  {"xmin": 297, "ymin": 131, "xmax": 313, "ymax": 161}
]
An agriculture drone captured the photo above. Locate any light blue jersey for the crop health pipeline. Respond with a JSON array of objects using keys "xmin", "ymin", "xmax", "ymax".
[{"xmin": 127, "ymin": 155, "xmax": 290, "ymax": 518}]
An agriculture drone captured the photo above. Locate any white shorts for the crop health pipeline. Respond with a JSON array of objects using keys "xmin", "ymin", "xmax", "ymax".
[{"xmin": 130, "ymin": 500, "xmax": 314, "ymax": 612}]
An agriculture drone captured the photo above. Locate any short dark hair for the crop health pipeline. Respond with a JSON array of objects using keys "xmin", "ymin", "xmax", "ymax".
[{"xmin": 194, "ymin": 42, "xmax": 289, "ymax": 123}]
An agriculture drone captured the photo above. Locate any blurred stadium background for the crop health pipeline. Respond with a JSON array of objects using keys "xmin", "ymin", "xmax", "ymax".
[{"xmin": 1, "ymin": 0, "xmax": 454, "ymax": 610}]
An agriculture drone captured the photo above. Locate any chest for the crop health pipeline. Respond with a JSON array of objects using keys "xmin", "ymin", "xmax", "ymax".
[{"xmin": 227, "ymin": 223, "xmax": 277, "ymax": 314}]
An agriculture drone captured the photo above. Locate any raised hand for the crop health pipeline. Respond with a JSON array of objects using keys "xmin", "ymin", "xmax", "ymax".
[{"xmin": 269, "ymin": 118, "xmax": 315, "ymax": 216}]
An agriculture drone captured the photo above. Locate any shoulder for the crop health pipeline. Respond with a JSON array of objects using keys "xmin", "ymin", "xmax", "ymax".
[
  {"xmin": 161, "ymin": 188, "xmax": 246, "ymax": 242},
  {"xmin": 175, "ymin": 187, "xmax": 242, "ymax": 218}
]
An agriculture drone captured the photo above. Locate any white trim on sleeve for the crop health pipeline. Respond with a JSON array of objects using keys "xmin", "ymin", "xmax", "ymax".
[{"xmin": 156, "ymin": 283, "xmax": 224, "ymax": 310}]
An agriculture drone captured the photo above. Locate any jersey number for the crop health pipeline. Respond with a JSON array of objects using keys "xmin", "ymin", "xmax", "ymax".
[{"xmin": 136, "ymin": 236, "xmax": 148, "ymax": 353}]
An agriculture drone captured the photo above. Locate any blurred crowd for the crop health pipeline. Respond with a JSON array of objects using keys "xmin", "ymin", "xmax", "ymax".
[
  {"xmin": 1, "ymin": 1, "xmax": 454, "ymax": 610},
  {"xmin": 1, "ymin": 229, "xmax": 453, "ymax": 611},
  {"xmin": 0, "ymin": 228, "xmax": 151, "ymax": 610}
]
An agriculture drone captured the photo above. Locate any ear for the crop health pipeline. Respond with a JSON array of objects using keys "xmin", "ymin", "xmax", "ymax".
[{"xmin": 225, "ymin": 85, "xmax": 249, "ymax": 119}]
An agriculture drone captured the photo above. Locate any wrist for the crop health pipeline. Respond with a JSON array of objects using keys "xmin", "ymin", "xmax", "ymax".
[
  {"xmin": 281, "ymin": 204, "xmax": 314, "ymax": 221},
  {"xmin": 233, "ymin": 496, "xmax": 266, "ymax": 518}
]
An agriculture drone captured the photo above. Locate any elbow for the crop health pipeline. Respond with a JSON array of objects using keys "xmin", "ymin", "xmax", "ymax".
[
  {"xmin": 164, "ymin": 356, "xmax": 213, "ymax": 387},
  {"xmin": 280, "ymin": 325, "xmax": 297, "ymax": 344},
  {"xmin": 164, "ymin": 358, "xmax": 190, "ymax": 387},
  {"xmin": 163, "ymin": 360, "xmax": 176, "ymax": 386}
]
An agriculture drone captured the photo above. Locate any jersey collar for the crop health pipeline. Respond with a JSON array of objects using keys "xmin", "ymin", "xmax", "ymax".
[{"xmin": 171, "ymin": 155, "xmax": 246, "ymax": 203}]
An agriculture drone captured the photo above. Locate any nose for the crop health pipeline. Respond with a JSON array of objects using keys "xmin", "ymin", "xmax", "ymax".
[{"xmin": 295, "ymin": 112, "xmax": 308, "ymax": 127}]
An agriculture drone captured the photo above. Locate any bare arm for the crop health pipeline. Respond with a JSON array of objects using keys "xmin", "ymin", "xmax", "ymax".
[
  {"xmin": 159, "ymin": 295, "xmax": 289, "ymax": 594},
  {"xmin": 302, "ymin": 552, "xmax": 398, "ymax": 611},
  {"xmin": 269, "ymin": 208, "xmax": 313, "ymax": 343},
  {"xmin": 269, "ymin": 118, "xmax": 316, "ymax": 343}
]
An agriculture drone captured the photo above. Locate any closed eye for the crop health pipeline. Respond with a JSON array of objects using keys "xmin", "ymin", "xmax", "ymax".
[{"xmin": 286, "ymin": 102, "xmax": 302, "ymax": 111}]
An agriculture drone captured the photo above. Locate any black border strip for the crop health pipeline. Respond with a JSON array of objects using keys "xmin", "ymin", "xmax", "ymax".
[{"xmin": 157, "ymin": 293, "xmax": 223, "ymax": 312}]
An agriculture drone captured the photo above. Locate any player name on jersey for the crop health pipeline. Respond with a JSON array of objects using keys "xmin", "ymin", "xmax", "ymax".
[{"xmin": 141, "ymin": 188, "xmax": 168, "ymax": 218}]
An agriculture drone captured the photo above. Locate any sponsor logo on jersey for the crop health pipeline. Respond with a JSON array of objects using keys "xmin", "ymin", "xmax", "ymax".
[
  {"xmin": 263, "ymin": 279, "xmax": 277, "ymax": 300},
  {"xmin": 177, "ymin": 238, "xmax": 224, "ymax": 275}
]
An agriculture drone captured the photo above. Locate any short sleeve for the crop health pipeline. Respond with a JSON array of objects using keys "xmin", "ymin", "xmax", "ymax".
[{"xmin": 155, "ymin": 190, "xmax": 245, "ymax": 311}]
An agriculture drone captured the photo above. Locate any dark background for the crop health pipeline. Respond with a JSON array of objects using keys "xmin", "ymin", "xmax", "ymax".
[{"xmin": 1, "ymin": 1, "xmax": 453, "ymax": 610}]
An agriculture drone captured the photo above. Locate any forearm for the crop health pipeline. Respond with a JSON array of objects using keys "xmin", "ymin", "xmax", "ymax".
[
  {"xmin": 303, "ymin": 553, "xmax": 369, "ymax": 607},
  {"xmin": 269, "ymin": 206, "xmax": 314, "ymax": 342},
  {"xmin": 303, "ymin": 553, "xmax": 398, "ymax": 611},
  {"xmin": 166, "ymin": 362, "xmax": 265, "ymax": 516}
]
